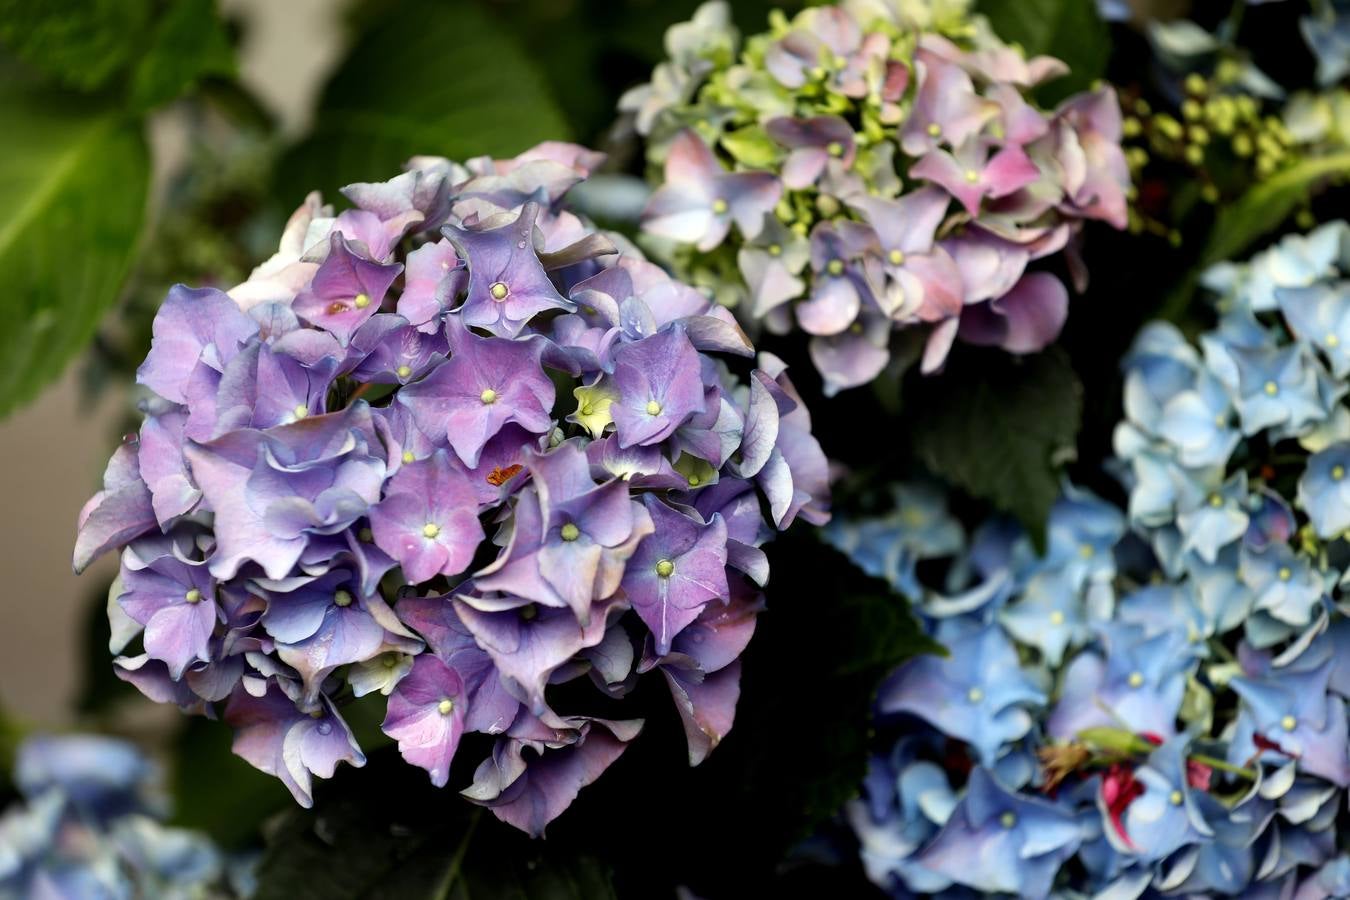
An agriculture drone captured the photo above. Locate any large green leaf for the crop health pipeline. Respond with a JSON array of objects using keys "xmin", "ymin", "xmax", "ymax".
[
  {"xmin": 1199, "ymin": 152, "xmax": 1350, "ymax": 267},
  {"xmin": 978, "ymin": 0, "xmax": 1110, "ymax": 104},
  {"xmin": 910, "ymin": 348, "xmax": 1083, "ymax": 545},
  {"xmin": 0, "ymin": 84, "xmax": 149, "ymax": 418},
  {"xmin": 130, "ymin": 0, "xmax": 235, "ymax": 111},
  {"xmin": 0, "ymin": 0, "xmax": 151, "ymax": 91},
  {"xmin": 278, "ymin": 0, "xmax": 570, "ymax": 203}
]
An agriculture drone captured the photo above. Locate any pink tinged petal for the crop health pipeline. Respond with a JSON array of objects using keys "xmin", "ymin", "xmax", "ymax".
[
  {"xmin": 850, "ymin": 187, "xmax": 950, "ymax": 255},
  {"xmin": 981, "ymin": 145, "xmax": 1042, "ymax": 198},
  {"xmin": 398, "ymin": 239, "xmax": 465, "ymax": 332},
  {"xmin": 990, "ymin": 84, "xmax": 1051, "ymax": 145},
  {"xmin": 922, "ymin": 318, "xmax": 961, "ymax": 374},
  {"xmin": 910, "ymin": 149, "xmax": 986, "ymax": 215},
  {"xmin": 808, "ymin": 324, "xmax": 891, "ymax": 396},
  {"xmin": 796, "ymin": 276, "xmax": 861, "ymax": 336},
  {"xmin": 959, "ymin": 272, "xmax": 1069, "ymax": 355},
  {"xmin": 720, "ymin": 172, "xmax": 781, "ymax": 244},
  {"xmin": 905, "ymin": 250, "xmax": 965, "ymax": 322},
  {"xmin": 73, "ymin": 441, "xmax": 156, "ymax": 574},
  {"xmin": 740, "ymin": 249, "xmax": 806, "ymax": 318},
  {"xmin": 382, "ymin": 655, "xmax": 466, "ymax": 787},
  {"xmin": 781, "ymin": 149, "xmax": 828, "ymax": 190},
  {"xmin": 663, "ymin": 660, "xmax": 742, "ymax": 765},
  {"xmin": 663, "ymin": 128, "xmax": 722, "ymax": 185},
  {"xmin": 641, "ymin": 183, "xmax": 718, "ymax": 245}
]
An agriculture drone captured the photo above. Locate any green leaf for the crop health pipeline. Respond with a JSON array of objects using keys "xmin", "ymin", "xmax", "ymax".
[
  {"xmin": 251, "ymin": 752, "xmax": 618, "ymax": 900},
  {"xmin": 130, "ymin": 0, "xmax": 235, "ymax": 111},
  {"xmin": 910, "ymin": 348, "xmax": 1082, "ymax": 545},
  {"xmin": 170, "ymin": 718, "xmax": 292, "ymax": 848},
  {"xmin": 0, "ymin": 84, "xmax": 149, "ymax": 419},
  {"xmin": 278, "ymin": 0, "xmax": 571, "ymax": 202},
  {"xmin": 0, "ymin": 0, "xmax": 151, "ymax": 91},
  {"xmin": 978, "ymin": 0, "xmax": 1110, "ymax": 105},
  {"xmin": 1199, "ymin": 152, "xmax": 1350, "ymax": 267}
]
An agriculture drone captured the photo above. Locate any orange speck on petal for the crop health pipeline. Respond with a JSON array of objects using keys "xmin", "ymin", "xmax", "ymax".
[{"xmin": 486, "ymin": 463, "xmax": 523, "ymax": 486}]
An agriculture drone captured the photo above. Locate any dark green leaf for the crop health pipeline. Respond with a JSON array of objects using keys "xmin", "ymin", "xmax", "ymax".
[
  {"xmin": 978, "ymin": 0, "xmax": 1110, "ymax": 104},
  {"xmin": 910, "ymin": 348, "xmax": 1082, "ymax": 546},
  {"xmin": 130, "ymin": 0, "xmax": 235, "ymax": 110},
  {"xmin": 170, "ymin": 717, "xmax": 292, "ymax": 848},
  {"xmin": 278, "ymin": 0, "xmax": 570, "ymax": 202},
  {"xmin": 252, "ymin": 751, "xmax": 618, "ymax": 900},
  {"xmin": 0, "ymin": 0, "xmax": 151, "ymax": 91},
  {"xmin": 0, "ymin": 84, "xmax": 149, "ymax": 419},
  {"xmin": 1199, "ymin": 152, "xmax": 1350, "ymax": 267}
]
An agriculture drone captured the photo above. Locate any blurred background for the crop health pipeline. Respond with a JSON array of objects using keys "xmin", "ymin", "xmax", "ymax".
[{"xmin": 0, "ymin": 0, "xmax": 810, "ymax": 728}]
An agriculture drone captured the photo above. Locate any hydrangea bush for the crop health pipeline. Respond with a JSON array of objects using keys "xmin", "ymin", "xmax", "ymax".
[
  {"xmin": 622, "ymin": 0, "xmax": 1130, "ymax": 393},
  {"xmin": 832, "ymin": 223, "xmax": 1350, "ymax": 897},
  {"xmin": 71, "ymin": 143, "xmax": 829, "ymax": 836},
  {"xmin": 0, "ymin": 734, "xmax": 245, "ymax": 896}
]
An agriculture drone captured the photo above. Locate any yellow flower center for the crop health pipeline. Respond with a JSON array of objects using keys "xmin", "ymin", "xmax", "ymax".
[
  {"xmin": 963, "ymin": 169, "xmax": 980, "ymax": 184},
  {"xmin": 711, "ymin": 198, "xmax": 729, "ymax": 214},
  {"xmin": 827, "ymin": 141, "xmax": 844, "ymax": 157},
  {"xmin": 437, "ymin": 698, "xmax": 455, "ymax": 715},
  {"xmin": 184, "ymin": 589, "xmax": 202, "ymax": 604},
  {"xmin": 887, "ymin": 249, "xmax": 905, "ymax": 266},
  {"xmin": 480, "ymin": 388, "xmax": 498, "ymax": 404},
  {"xmin": 1281, "ymin": 715, "xmax": 1297, "ymax": 731},
  {"xmin": 646, "ymin": 400, "xmax": 662, "ymax": 416},
  {"xmin": 560, "ymin": 523, "xmax": 581, "ymax": 542},
  {"xmin": 655, "ymin": 559, "xmax": 675, "ymax": 578},
  {"xmin": 927, "ymin": 123, "xmax": 941, "ymax": 137},
  {"xmin": 396, "ymin": 365, "xmax": 412, "ymax": 379},
  {"xmin": 1264, "ymin": 380, "xmax": 1278, "ymax": 396},
  {"xmin": 489, "ymin": 282, "xmax": 510, "ymax": 301},
  {"xmin": 353, "ymin": 293, "xmax": 371, "ymax": 309},
  {"xmin": 422, "ymin": 523, "xmax": 440, "ymax": 539},
  {"xmin": 293, "ymin": 404, "xmax": 309, "ymax": 419},
  {"xmin": 402, "ymin": 450, "xmax": 415, "ymax": 464},
  {"xmin": 1128, "ymin": 671, "xmax": 1144, "ymax": 688}
]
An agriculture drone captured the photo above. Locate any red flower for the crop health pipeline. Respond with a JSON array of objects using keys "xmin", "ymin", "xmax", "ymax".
[
  {"xmin": 1101, "ymin": 763, "xmax": 1145, "ymax": 848},
  {"xmin": 1185, "ymin": 759, "xmax": 1213, "ymax": 791}
]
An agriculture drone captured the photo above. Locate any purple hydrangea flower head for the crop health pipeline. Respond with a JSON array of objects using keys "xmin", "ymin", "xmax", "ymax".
[{"xmin": 74, "ymin": 143, "xmax": 829, "ymax": 836}]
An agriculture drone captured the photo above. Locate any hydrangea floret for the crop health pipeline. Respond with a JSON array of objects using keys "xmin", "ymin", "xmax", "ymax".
[
  {"xmin": 72, "ymin": 143, "xmax": 829, "ymax": 836},
  {"xmin": 0, "ymin": 734, "xmax": 242, "ymax": 896},
  {"xmin": 622, "ymin": 0, "xmax": 1129, "ymax": 394},
  {"xmin": 830, "ymin": 222, "xmax": 1350, "ymax": 898}
]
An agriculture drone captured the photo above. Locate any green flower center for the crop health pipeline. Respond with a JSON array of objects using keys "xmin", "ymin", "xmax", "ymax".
[
  {"xmin": 560, "ymin": 523, "xmax": 581, "ymax": 542},
  {"xmin": 655, "ymin": 559, "xmax": 675, "ymax": 578}
]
